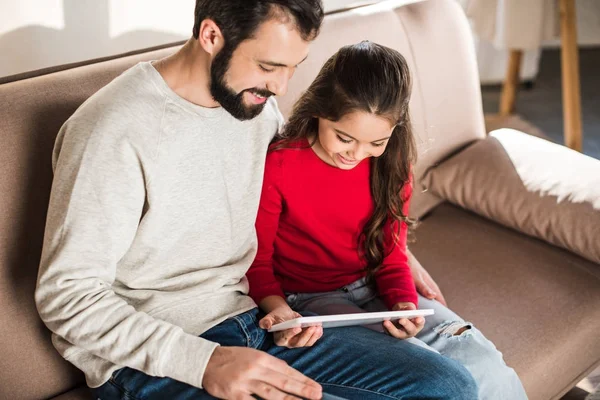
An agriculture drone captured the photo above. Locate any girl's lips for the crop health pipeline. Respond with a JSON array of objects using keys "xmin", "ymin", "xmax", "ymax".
[{"xmin": 337, "ymin": 154, "xmax": 358, "ymax": 165}]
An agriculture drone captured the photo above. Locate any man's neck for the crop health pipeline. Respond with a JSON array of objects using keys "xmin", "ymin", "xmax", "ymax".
[{"xmin": 153, "ymin": 39, "xmax": 220, "ymax": 109}]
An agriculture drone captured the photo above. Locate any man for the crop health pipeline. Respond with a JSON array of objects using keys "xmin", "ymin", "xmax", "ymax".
[{"xmin": 35, "ymin": 1, "xmax": 478, "ymax": 399}]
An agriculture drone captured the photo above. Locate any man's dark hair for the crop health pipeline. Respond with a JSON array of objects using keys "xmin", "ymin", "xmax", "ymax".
[{"xmin": 193, "ymin": 0, "xmax": 324, "ymax": 48}]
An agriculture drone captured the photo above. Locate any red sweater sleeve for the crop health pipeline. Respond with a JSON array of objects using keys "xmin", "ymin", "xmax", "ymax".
[
  {"xmin": 374, "ymin": 180, "xmax": 418, "ymax": 309},
  {"xmin": 247, "ymin": 151, "xmax": 286, "ymax": 304}
]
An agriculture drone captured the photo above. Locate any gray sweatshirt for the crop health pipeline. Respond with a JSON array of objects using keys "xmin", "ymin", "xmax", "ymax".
[{"xmin": 35, "ymin": 62, "xmax": 283, "ymax": 389}]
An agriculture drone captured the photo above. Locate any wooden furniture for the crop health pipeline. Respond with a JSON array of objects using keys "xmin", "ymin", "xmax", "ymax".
[{"xmin": 499, "ymin": 0, "xmax": 582, "ymax": 151}]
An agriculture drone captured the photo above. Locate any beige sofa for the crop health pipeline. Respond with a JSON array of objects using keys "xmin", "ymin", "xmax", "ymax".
[{"xmin": 1, "ymin": 1, "xmax": 599, "ymax": 399}]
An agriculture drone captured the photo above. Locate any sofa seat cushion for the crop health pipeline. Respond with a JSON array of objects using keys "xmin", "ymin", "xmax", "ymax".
[
  {"xmin": 409, "ymin": 203, "xmax": 600, "ymax": 400},
  {"xmin": 50, "ymin": 386, "xmax": 91, "ymax": 400}
]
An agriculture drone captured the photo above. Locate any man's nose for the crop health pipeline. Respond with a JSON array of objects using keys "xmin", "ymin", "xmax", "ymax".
[{"xmin": 266, "ymin": 69, "xmax": 293, "ymax": 97}]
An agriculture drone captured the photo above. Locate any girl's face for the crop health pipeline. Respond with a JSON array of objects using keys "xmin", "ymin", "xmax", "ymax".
[{"xmin": 313, "ymin": 111, "xmax": 395, "ymax": 170}]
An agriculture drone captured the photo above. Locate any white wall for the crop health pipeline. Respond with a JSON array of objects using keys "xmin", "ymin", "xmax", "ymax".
[
  {"xmin": 0, "ymin": 0, "xmax": 194, "ymax": 77},
  {"xmin": 1, "ymin": 0, "xmax": 598, "ymax": 80},
  {"xmin": 0, "ymin": 0, "xmax": 377, "ymax": 78}
]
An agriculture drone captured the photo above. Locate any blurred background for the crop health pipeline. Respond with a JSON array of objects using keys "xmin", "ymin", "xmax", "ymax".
[{"xmin": 1, "ymin": 0, "xmax": 598, "ymax": 160}]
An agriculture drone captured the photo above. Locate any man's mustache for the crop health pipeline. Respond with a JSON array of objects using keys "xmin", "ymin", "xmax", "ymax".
[{"xmin": 242, "ymin": 88, "xmax": 275, "ymax": 98}]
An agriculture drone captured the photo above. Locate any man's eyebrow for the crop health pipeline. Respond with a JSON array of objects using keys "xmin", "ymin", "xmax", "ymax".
[{"xmin": 258, "ymin": 55, "xmax": 308, "ymax": 68}]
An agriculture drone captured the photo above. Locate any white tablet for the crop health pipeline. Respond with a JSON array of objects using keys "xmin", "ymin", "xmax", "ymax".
[{"xmin": 268, "ymin": 309, "xmax": 435, "ymax": 332}]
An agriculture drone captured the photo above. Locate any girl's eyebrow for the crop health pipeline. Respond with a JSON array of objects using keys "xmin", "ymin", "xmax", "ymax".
[{"xmin": 334, "ymin": 128, "xmax": 390, "ymax": 143}]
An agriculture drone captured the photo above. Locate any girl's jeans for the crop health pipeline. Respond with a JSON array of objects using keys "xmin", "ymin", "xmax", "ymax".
[{"xmin": 286, "ymin": 277, "xmax": 528, "ymax": 400}]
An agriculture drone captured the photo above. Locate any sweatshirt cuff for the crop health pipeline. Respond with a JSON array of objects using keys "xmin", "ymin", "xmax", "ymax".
[{"xmin": 160, "ymin": 330, "xmax": 219, "ymax": 389}]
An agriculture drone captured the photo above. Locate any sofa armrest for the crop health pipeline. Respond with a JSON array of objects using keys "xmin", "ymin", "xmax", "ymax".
[{"xmin": 422, "ymin": 128, "xmax": 600, "ymax": 264}]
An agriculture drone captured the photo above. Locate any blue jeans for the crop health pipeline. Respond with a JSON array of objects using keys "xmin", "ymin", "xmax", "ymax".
[
  {"xmin": 91, "ymin": 308, "xmax": 477, "ymax": 399},
  {"xmin": 286, "ymin": 278, "xmax": 528, "ymax": 400}
]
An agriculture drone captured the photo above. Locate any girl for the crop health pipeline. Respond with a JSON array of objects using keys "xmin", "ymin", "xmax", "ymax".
[
  {"xmin": 248, "ymin": 40, "xmax": 422, "ymax": 343},
  {"xmin": 248, "ymin": 41, "xmax": 528, "ymax": 400}
]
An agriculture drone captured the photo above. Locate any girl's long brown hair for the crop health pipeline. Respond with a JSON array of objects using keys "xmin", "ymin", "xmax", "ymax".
[{"xmin": 274, "ymin": 41, "xmax": 417, "ymax": 283}]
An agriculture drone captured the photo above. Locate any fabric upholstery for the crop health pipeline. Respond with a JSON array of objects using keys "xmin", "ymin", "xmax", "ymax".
[
  {"xmin": 424, "ymin": 129, "xmax": 600, "ymax": 264},
  {"xmin": 410, "ymin": 203, "xmax": 600, "ymax": 400},
  {"xmin": 0, "ymin": 47, "xmax": 176, "ymax": 400}
]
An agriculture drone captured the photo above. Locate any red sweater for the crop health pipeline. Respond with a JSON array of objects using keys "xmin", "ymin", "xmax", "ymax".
[{"xmin": 247, "ymin": 140, "xmax": 417, "ymax": 310}]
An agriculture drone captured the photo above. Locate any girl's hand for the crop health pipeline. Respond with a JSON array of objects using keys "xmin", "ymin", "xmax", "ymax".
[
  {"xmin": 259, "ymin": 305, "xmax": 323, "ymax": 348},
  {"xmin": 383, "ymin": 302, "xmax": 425, "ymax": 339}
]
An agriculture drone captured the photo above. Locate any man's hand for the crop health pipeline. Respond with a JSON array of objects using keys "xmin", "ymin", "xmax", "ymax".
[
  {"xmin": 408, "ymin": 250, "xmax": 447, "ymax": 306},
  {"xmin": 383, "ymin": 302, "xmax": 425, "ymax": 339},
  {"xmin": 202, "ymin": 346, "xmax": 323, "ymax": 400},
  {"xmin": 259, "ymin": 305, "xmax": 323, "ymax": 348}
]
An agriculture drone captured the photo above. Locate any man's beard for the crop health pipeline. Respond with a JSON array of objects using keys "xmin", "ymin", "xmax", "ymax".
[{"xmin": 210, "ymin": 46, "xmax": 274, "ymax": 121}]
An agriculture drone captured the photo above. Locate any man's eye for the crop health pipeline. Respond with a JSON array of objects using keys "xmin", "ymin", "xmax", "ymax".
[{"xmin": 259, "ymin": 65, "xmax": 274, "ymax": 73}]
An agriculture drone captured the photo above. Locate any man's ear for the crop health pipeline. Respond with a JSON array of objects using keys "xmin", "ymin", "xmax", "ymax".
[{"xmin": 196, "ymin": 19, "xmax": 224, "ymax": 57}]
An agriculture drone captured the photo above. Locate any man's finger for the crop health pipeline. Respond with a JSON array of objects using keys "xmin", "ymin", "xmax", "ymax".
[
  {"xmin": 257, "ymin": 369, "xmax": 322, "ymax": 400},
  {"xmin": 424, "ymin": 275, "xmax": 448, "ymax": 306},
  {"xmin": 428, "ymin": 280, "xmax": 447, "ymax": 306},
  {"xmin": 434, "ymin": 290, "xmax": 448, "ymax": 306},
  {"xmin": 232, "ymin": 393, "xmax": 255, "ymax": 400},
  {"xmin": 255, "ymin": 357, "xmax": 323, "ymax": 399},
  {"xmin": 249, "ymin": 381, "xmax": 300, "ymax": 400}
]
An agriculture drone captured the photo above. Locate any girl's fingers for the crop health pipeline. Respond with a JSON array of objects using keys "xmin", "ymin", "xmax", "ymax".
[
  {"xmin": 397, "ymin": 318, "xmax": 420, "ymax": 337},
  {"xmin": 384, "ymin": 318, "xmax": 424, "ymax": 339},
  {"xmin": 304, "ymin": 326, "xmax": 323, "ymax": 347},
  {"xmin": 275, "ymin": 327, "xmax": 303, "ymax": 346},
  {"xmin": 413, "ymin": 317, "xmax": 425, "ymax": 327},
  {"xmin": 290, "ymin": 326, "xmax": 319, "ymax": 347},
  {"xmin": 383, "ymin": 320, "xmax": 407, "ymax": 339},
  {"xmin": 259, "ymin": 315, "xmax": 274, "ymax": 330}
]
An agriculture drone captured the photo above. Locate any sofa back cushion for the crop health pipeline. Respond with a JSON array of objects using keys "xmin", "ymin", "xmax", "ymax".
[
  {"xmin": 424, "ymin": 129, "xmax": 600, "ymax": 264},
  {"xmin": 0, "ymin": 47, "xmax": 176, "ymax": 400}
]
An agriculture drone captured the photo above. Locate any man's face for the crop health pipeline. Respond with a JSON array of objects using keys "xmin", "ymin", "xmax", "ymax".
[{"xmin": 210, "ymin": 18, "xmax": 311, "ymax": 120}]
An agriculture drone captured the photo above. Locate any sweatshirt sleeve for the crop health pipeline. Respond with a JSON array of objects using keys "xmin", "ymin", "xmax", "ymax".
[
  {"xmin": 35, "ymin": 117, "xmax": 218, "ymax": 389},
  {"xmin": 374, "ymin": 180, "xmax": 418, "ymax": 309},
  {"xmin": 247, "ymin": 151, "xmax": 287, "ymax": 304}
]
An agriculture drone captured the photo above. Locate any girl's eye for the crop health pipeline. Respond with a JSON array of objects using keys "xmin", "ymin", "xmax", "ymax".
[
  {"xmin": 336, "ymin": 135, "xmax": 352, "ymax": 144},
  {"xmin": 372, "ymin": 141, "xmax": 386, "ymax": 147},
  {"xmin": 259, "ymin": 65, "xmax": 275, "ymax": 73}
]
